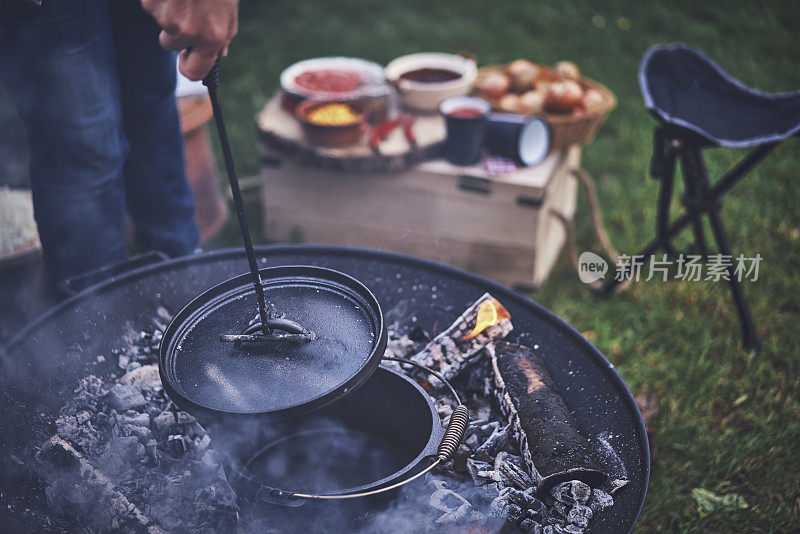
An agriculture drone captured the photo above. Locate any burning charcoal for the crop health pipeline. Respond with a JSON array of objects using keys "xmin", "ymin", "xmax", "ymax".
[
  {"xmin": 502, "ymin": 487, "xmax": 540, "ymax": 510},
  {"xmin": 154, "ymin": 411, "xmax": 176, "ymax": 430},
  {"xmin": 466, "ymin": 458, "xmax": 498, "ymax": 486},
  {"xmin": 506, "ymin": 503, "xmax": 524, "ymax": 523},
  {"xmin": 548, "ymin": 498, "xmax": 570, "ymax": 519},
  {"xmin": 451, "ymin": 443, "xmax": 472, "ymax": 473},
  {"xmin": 175, "ymin": 411, "xmax": 196, "ymax": 425},
  {"xmin": 126, "ymin": 425, "xmax": 152, "ymax": 442},
  {"xmin": 478, "ymin": 420, "xmax": 500, "ymax": 438},
  {"xmin": 609, "ymin": 478, "xmax": 629, "ymax": 493},
  {"xmin": 555, "ymin": 524, "xmax": 584, "ymax": 534},
  {"xmin": 495, "ymin": 452, "xmax": 534, "ymax": 489},
  {"xmin": 489, "ymin": 493, "xmax": 510, "ymax": 518},
  {"xmin": 411, "ymin": 293, "xmax": 513, "ymax": 383},
  {"xmin": 464, "ymin": 432, "xmax": 481, "ymax": 449},
  {"xmin": 570, "ymin": 480, "xmax": 591, "ymax": 503},
  {"xmin": 475, "ymin": 422, "xmax": 511, "ymax": 458},
  {"xmin": 145, "ymin": 439, "xmax": 159, "ymax": 463},
  {"xmin": 167, "ymin": 434, "xmax": 189, "ymax": 456},
  {"xmin": 194, "ymin": 433, "xmax": 211, "ymax": 451},
  {"xmin": 119, "ymin": 364, "xmax": 161, "ymax": 392},
  {"xmin": 119, "ymin": 412, "xmax": 150, "ymax": 427},
  {"xmin": 429, "ymin": 488, "xmax": 479, "ymax": 524},
  {"xmin": 520, "ymin": 518, "xmax": 543, "ymax": 534},
  {"xmin": 567, "ymin": 503, "xmax": 592, "ymax": 529},
  {"xmin": 489, "ymin": 342, "xmax": 609, "ymax": 492},
  {"xmin": 187, "ymin": 421, "xmax": 207, "ymax": 438},
  {"xmin": 437, "ymin": 402, "xmax": 454, "ymax": 421},
  {"xmin": 105, "ymin": 384, "xmax": 147, "ymax": 412},
  {"xmin": 55, "ymin": 415, "xmax": 78, "ymax": 437},
  {"xmin": 94, "ymin": 411, "xmax": 113, "ymax": 432},
  {"xmin": 551, "ymin": 481, "xmax": 575, "ymax": 504},
  {"xmin": 588, "ymin": 488, "xmax": 613, "ymax": 512},
  {"xmin": 384, "ymin": 334, "xmax": 416, "ymax": 359}
]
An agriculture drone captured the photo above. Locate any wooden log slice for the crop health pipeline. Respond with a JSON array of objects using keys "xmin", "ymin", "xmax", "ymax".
[{"xmin": 256, "ymin": 95, "xmax": 446, "ymax": 173}]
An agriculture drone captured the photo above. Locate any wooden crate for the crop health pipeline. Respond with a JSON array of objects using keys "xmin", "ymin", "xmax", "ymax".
[{"xmin": 260, "ymin": 148, "xmax": 579, "ymax": 289}]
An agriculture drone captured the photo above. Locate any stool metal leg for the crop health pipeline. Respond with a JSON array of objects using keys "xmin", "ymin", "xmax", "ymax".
[
  {"xmin": 682, "ymin": 145, "xmax": 761, "ymax": 349},
  {"xmin": 679, "ymin": 145, "xmax": 712, "ymax": 257},
  {"xmin": 651, "ymin": 128, "xmax": 678, "ymax": 254}
]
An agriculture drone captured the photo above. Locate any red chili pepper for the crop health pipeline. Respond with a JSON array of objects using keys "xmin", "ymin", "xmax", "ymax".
[
  {"xmin": 369, "ymin": 118, "xmax": 403, "ymax": 154},
  {"xmin": 402, "ymin": 116, "xmax": 417, "ymax": 149}
]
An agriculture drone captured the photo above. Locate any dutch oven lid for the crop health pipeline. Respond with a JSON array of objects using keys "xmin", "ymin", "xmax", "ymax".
[{"xmin": 159, "ymin": 265, "xmax": 387, "ymax": 420}]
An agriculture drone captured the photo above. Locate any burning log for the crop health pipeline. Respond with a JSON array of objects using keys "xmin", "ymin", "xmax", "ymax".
[
  {"xmin": 411, "ymin": 293, "xmax": 512, "ymax": 382},
  {"xmin": 489, "ymin": 341, "xmax": 609, "ymax": 492},
  {"xmin": 35, "ymin": 436, "xmax": 164, "ymax": 534}
]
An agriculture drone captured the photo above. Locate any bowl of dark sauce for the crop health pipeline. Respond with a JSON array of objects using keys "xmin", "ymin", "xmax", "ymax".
[{"xmin": 385, "ymin": 53, "xmax": 477, "ymax": 112}]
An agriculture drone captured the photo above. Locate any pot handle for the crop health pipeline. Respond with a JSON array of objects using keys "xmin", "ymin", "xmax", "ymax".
[{"xmin": 58, "ymin": 250, "xmax": 170, "ymax": 296}]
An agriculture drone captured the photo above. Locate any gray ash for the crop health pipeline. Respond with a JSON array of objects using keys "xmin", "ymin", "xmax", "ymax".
[{"xmin": 38, "ymin": 309, "xmax": 237, "ymax": 533}]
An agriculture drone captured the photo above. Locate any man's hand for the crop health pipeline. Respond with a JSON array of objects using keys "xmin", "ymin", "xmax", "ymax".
[{"xmin": 141, "ymin": 0, "xmax": 239, "ymax": 81}]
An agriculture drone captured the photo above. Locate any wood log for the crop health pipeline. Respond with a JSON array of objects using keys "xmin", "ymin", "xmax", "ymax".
[
  {"xmin": 489, "ymin": 341, "xmax": 608, "ymax": 492},
  {"xmin": 411, "ymin": 293, "xmax": 513, "ymax": 383},
  {"xmin": 35, "ymin": 436, "xmax": 164, "ymax": 534}
]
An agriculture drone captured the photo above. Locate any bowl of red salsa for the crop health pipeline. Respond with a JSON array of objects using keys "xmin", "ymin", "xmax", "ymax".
[{"xmin": 280, "ymin": 57, "xmax": 388, "ymax": 116}]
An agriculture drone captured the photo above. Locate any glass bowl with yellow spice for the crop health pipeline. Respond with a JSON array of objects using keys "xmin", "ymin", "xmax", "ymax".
[{"xmin": 295, "ymin": 100, "xmax": 368, "ymax": 147}]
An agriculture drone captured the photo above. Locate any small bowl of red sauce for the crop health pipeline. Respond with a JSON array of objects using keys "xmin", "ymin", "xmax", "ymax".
[{"xmin": 385, "ymin": 53, "xmax": 477, "ymax": 112}]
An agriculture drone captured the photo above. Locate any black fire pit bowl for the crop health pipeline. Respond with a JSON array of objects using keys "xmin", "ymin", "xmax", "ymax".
[
  {"xmin": 224, "ymin": 366, "xmax": 444, "ymax": 507},
  {"xmin": 159, "ymin": 265, "xmax": 388, "ymax": 422}
]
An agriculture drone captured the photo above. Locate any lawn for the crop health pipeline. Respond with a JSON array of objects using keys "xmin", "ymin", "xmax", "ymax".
[{"xmin": 210, "ymin": 0, "xmax": 800, "ymax": 531}]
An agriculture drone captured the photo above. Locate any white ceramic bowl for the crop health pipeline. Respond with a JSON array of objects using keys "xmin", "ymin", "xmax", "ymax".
[
  {"xmin": 385, "ymin": 53, "xmax": 477, "ymax": 112},
  {"xmin": 280, "ymin": 57, "xmax": 387, "ymax": 101}
]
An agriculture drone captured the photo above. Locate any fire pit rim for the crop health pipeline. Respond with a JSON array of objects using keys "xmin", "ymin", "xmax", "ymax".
[{"xmin": 0, "ymin": 244, "xmax": 649, "ymax": 534}]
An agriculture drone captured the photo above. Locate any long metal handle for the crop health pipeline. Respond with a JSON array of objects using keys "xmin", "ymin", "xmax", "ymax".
[{"xmin": 202, "ymin": 61, "xmax": 272, "ymax": 336}]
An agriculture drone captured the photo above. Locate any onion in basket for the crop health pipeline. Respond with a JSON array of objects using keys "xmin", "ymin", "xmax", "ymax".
[
  {"xmin": 520, "ymin": 90, "xmax": 546, "ymax": 114},
  {"xmin": 506, "ymin": 59, "xmax": 540, "ymax": 92},
  {"xmin": 544, "ymin": 80, "xmax": 584, "ymax": 113},
  {"xmin": 583, "ymin": 88, "xmax": 605, "ymax": 113},
  {"xmin": 554, "ymin": 60, "xmax": 580, "ymax": 80},
  {"xmin": 476, "ymin": 70, "xmax": 511, "ymax": 99},
  {"xmin": 498, "ymin": 93, "xmax": 524, "ymax": 113}
]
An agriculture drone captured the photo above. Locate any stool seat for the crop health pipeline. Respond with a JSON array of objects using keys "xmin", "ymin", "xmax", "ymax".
[{"xmin": 640, "ymin": 44, "xmax": 800, "ymax": 148}]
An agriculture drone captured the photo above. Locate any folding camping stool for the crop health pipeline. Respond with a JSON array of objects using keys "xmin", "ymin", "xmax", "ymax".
[{"xmin": 603, "ymin": 44, "xmax": 800, "ymax": 349}]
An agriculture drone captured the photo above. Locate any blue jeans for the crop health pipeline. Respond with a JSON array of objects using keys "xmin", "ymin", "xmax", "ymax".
[{"xmin": 0, "ymin": 0, "xmax": 199, "ymax": 285}]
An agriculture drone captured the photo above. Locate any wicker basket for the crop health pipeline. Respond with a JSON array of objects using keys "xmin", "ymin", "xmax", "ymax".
[
  {"xmin": 475, "ymin": 66, "xmax": 616, "ymax": 151},
  {"xmin": 545, "ymin": 78, "xmax": 616, "ymax": 151}
]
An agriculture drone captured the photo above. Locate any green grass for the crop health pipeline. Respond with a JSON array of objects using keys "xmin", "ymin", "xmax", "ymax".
[{"xmin": 211, "ymin": 1, "xmax": 800, "ymax": 531}]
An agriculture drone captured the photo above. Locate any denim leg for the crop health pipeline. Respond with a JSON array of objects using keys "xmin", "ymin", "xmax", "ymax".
[
  {"xmin": 110, "ymin": 0, "xmax": 200, "ymax": 257},
  {"xmin": 0, "ymin": 1, "xmax": 128, "ymax": 284}
]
